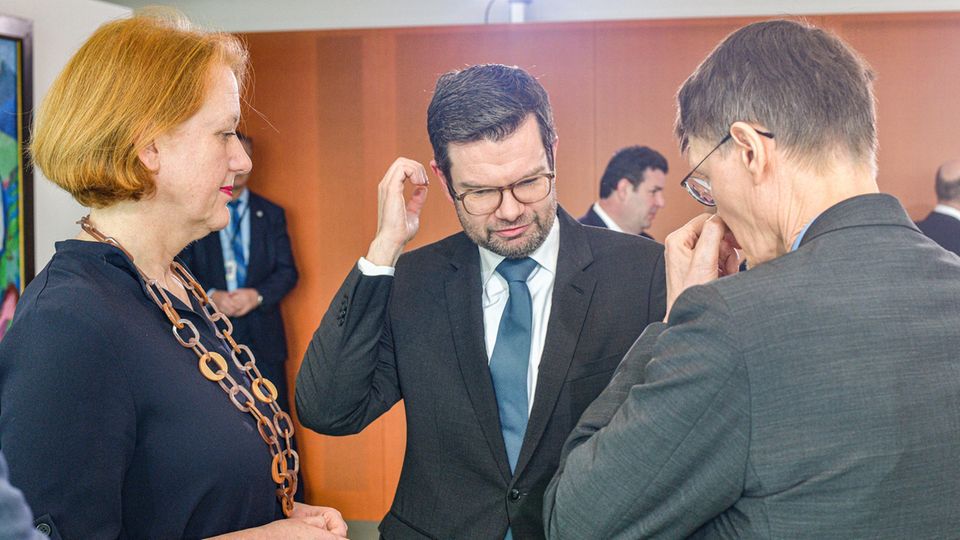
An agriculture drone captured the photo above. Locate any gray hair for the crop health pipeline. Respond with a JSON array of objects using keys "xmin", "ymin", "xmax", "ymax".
[
  {"xmin": 675, "ymin": 19, "xmax": 877, "ymax": 168},
  {"xmin": 427, "ymin": 64, "xmax": 557, "ymax": 194}
]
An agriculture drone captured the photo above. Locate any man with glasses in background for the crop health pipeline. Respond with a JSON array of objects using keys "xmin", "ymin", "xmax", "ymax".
[
  {"xmin": 544, "ymin": 19, "xmax": 960, "ymax": 538},
  {"xmin": 296, "ymin": 64, "xmax": 665, "ymax": 539}
]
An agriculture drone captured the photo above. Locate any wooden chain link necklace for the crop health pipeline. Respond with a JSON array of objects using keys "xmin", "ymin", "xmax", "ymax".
[{"xmin": 79, "ymin": 216, "xmax": 300, "ymax": 517}]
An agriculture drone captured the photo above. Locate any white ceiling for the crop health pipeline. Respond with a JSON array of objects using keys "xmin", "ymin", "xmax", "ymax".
[{"xmin": 97, "ymin": 0, "xmax": 960, "ymax": 32}]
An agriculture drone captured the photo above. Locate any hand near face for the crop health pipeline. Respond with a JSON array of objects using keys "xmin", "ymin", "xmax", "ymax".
[
  {"xmin": 663, "ymin": 214, "xmax": 741, "ymax": 319},
  {"xmin": 366, "ymin": 158, "xmax": 429, "ymax": 267}
]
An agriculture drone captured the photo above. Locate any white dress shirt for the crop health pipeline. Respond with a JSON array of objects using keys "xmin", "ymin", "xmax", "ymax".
[
  {"xmin": 357, "ymin": 218, "xmax": 561, "ymax": 415},
  {"xmin": 591, "ymin": 202, "xmax": 624, "ymax": 233},
  {"xmin": 934, "ymin": 204, "xmax": 960, "ymax": 222},
  {"xmin": 479, "ymin": 218, "xmax": 560, "ymax": 414}
]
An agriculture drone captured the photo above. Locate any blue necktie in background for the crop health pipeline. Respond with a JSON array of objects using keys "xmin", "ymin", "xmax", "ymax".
[
  {"xmin": 489, "ymin": 257, "xmax": 538, "ymax": 475},
  {"xmin": 228, "ymin": 199, "xmax": 247, "ymax": 288}
]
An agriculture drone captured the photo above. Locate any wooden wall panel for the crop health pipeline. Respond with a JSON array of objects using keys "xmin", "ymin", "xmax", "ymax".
[
  {"xmin": 825, "ymin": 13, "xmax": 960, "ymax": 218},
  {"xmin": 239, "ymin": 12, "xmax": 960, "ymax": 521},
  {"xmin": 592, "ymin": 18, "xmax": 756, "ymax": 239}
]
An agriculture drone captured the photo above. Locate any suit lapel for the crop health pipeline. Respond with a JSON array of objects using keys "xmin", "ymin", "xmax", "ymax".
[
  {"xmin": 247, "ymin": 193, "xmax": 266, "ymax": 282},
  {"xmin": 444, "ymin": 236, "xmax": 513, "ymax": 483},
  {"xmin": 202, "ymin": 232, "xmax": 228, "ymax": 290},
  {"xmin": 514, "ymin": 209, "xmax": 596, "ymax": 475}
]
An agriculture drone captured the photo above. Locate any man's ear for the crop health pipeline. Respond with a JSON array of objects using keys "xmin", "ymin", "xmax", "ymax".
[
  {"xmin": 137, "ymin": 140, "xmax": 161, "ymax": 174},
  {"xmin": 615, "ymin": 178, "xmax": 633, "ymax": 200},
  {"xmin": 729, "ymin": 121, "xmax": 772, "ymax": 185},
  {"xmin": 430, "ymin": 159, "xmax": 455, "ymax": 204}
]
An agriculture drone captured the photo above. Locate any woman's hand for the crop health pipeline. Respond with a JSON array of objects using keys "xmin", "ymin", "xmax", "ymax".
[
  {"xmin": 209, "ymin": 511, "xmax": 349, "ymax": 539},
  {"xmin": 291, "ymin": 502, "xmax": 348, "ymax": 537}
]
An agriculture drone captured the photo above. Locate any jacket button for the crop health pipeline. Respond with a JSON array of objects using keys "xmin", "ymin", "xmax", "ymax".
[
  {"xmin": 509, "ymin": 488, "xmax": 521, "ymax": 501},
  {"xmin": 36, "ymin": 523, "xmax": 52, "ymax": 536}
]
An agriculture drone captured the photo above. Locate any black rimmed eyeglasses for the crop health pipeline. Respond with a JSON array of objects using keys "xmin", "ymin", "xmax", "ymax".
[
  {"xmin": 679, "ymin": 130, "xmax": 775, "ymax": 206},
  {"xmin": 452, "ymin": 172, "xmax": 556, "ymax": 216}
]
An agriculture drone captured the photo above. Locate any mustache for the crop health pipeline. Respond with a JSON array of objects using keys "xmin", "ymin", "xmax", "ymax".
[{"xmin": 489, "ymin": 215, "xmax": 538, "ymax": 230}]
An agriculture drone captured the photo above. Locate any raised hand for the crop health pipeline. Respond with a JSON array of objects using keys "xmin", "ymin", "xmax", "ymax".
[
  {"xmin": 663, "ymin": 214, "xmax": 740, "ymax": 319},
  {"xmin": 365, "ymin": 158, "xmax": 429, "ymax": 267}
]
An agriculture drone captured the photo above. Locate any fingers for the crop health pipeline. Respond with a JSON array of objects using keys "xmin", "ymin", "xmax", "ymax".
[
  {"xmin": 664, "ymin": 213, "xmax": 712, "ymax": 253},
  {"xmin": 380, "ymin": 158, "xmax": 428, "ymax": 196},
  {"xmin": 718, "ymin": 229, "xmax": 741, "ymax": 277},
  {"xmin": 321, "ymin": 509, "xmax": 348, "ymax": 537},
  {"xmin": 688, "ymin": 215, "xmax": 728, "ymax": 273},
  {"xmin": 296, "ymin": 515, "xmax": 348, "ymax": 538},
  {"xmin": 406, "ymin": 185, "xmax": 428, "ymax": 216}
]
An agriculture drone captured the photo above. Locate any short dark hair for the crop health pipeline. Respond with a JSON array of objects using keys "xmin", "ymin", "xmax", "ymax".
[
  {"xmin": 675, "ymin": 19, "xmax": 876, "ymax": 169},
  {"xmin": 936, "ymin": 165, "xmax": 960, "ymax": 202},
  {"xmin": 598, "ymin": 146, "xmax": 668, "ymax": 199},
  {"xmin": 427, "ymin": 64, "xmax": 557, "ymax": 195}
]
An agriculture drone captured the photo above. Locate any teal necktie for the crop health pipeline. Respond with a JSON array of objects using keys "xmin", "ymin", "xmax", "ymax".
[
  {"xmin": 489, "ymin": 257, "xmax": 538, "ymax": 474},
  {"xmin": 227, "ymin": 199, "xmax": 247, "ymax": 288}
]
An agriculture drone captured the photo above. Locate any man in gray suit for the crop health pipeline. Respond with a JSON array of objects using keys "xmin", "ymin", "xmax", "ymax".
[{"xmin": 544, "ymin": 19, "xmax": 960, "ymax": 538}]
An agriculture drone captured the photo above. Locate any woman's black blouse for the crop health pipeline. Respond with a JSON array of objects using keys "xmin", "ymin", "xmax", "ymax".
[{"xmin": 0, "ymin": 240, "xmax": 284, "ymax": 539}]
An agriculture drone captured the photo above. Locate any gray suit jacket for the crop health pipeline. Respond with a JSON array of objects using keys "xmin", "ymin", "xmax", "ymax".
[
  {"xmin": 544, "ymin": 194, "xmax": 960, "ymax": 538},
  {"xmin": 296, "ymin": 208, "xmax": 665, "ymax": 539}
]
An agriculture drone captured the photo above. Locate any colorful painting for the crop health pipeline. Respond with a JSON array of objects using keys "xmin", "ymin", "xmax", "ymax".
[{"xmin": 0, "ymin": 15, "xmax": 33, "ymax": 341}]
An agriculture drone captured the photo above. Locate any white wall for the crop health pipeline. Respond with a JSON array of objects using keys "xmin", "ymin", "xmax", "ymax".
[
  {"xmin": 106, "ymin": 0, "xmax": 960, "ymax": 32},
  {"xmin": 3, "ymin": 0, "xmax": 131, "ymax": 272}
]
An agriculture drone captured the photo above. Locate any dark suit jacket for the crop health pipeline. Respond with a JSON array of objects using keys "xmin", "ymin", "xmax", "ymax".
[
  {"xmin": 577, "ymin": 206, "xmax": 606, "ymax": 228},
  {"xmin": 296, "ymin": 208, "xmax": 665, "ymax": 539},
  {"xmin": 545, "ymin": 194, "xmax": 960, "ymax": 538},
  {"xmin": 178, "ymin": 191, "xmax": 298, "ymax": 365},
  {"xmin": 916, "ymin": 209, "xmax": 960, "ymax": 256},
  {"xmin": 578, "ymin": 205, "xmax": 654, "ymax": 240}
]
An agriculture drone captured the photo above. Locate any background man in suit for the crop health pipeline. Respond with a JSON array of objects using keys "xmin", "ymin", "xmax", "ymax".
[
  {"xmin": 179, "ymin": 133, "xmax": 299, "ymax": 410},
  {"xmin": 296, "ymin": 64, "xmax": 665, "ymax": 539},
  {"xmin": 578, "ymin": 145, "xmax": 667, "ymax": 239},
  {"xmin": 916, "ymin": 159, "xmax": 960, "ymax": 256},
  {"xmin": 545, "ymin": 20, "xmax": 960, "ymax": 538}
]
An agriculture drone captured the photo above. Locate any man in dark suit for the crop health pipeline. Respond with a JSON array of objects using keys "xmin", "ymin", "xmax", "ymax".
[
  {"xmin": 916, "ymin": 159, "xmax": 960, "ymax": 256},
  {"xmin": 545, "ymin": 19, "xmax": 960, "ymax": 538},
  {"xmin": 578, "ymin": 146, "xmax": 668, "ymax": 240},
  {"xmin": 179, "ymin": 133, "xmax": 299, "ymax": 408},
  {"xmin": 296, "ymin": 64, "xmax": 665, "ymax": 539}
]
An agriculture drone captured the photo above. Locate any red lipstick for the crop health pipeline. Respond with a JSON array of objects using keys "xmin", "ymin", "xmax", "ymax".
[{"xmin": 220, "ymin": 186, "xmax": 234, "ymax": 197}]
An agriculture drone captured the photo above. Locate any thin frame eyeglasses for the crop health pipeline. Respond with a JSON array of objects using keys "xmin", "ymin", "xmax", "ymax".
[{"xmin": 679, "ymin": 130, "xmax": 775, "ymax": 206}]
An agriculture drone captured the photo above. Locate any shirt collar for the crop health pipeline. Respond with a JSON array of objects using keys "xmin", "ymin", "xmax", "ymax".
[
  {"xmin": 479, "ymin": 215, "xmax": 561, "ymax": 289},
  {"xmin": 235, "ymin": 187, "xmax": 250, "ymax": 208},
  {"xmin": 591, "ymin": 202, "xmax": 624, "ymax": 233},
  {"xmin": 790, "ymin": 218, "xmax": 816, "ymax": 252},
  {"xmin": 934, "ymin": 204, "xmax": 960, "ymax": 222}
]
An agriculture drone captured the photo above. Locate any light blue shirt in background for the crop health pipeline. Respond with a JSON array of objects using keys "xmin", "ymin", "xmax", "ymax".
[{"xmin": 218, "ymin": 188, "xmax": 251, "ymax": 292}]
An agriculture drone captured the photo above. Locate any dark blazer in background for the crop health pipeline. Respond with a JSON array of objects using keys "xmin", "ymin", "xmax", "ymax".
[
  {"xmin": 179, "ymin": 191, "xmax": 298, "ymax": 366},
  {"xmin": 577, "ymin": 206, "xmax": 606, "ymax": 228},
  {"xmin": 578, "ymin": 205, "xmax": 654, "ymax": 240},
  {"xmin": 296, "ymin": 208, "xmax": 666, "ymax": 539},
  {"xmin": 545, "ymin": 194, "xmax": 960, "ymax": 538},
  {"xmin": 916, "ymin": 209, "xmax": 960, "ymax": 256}
]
